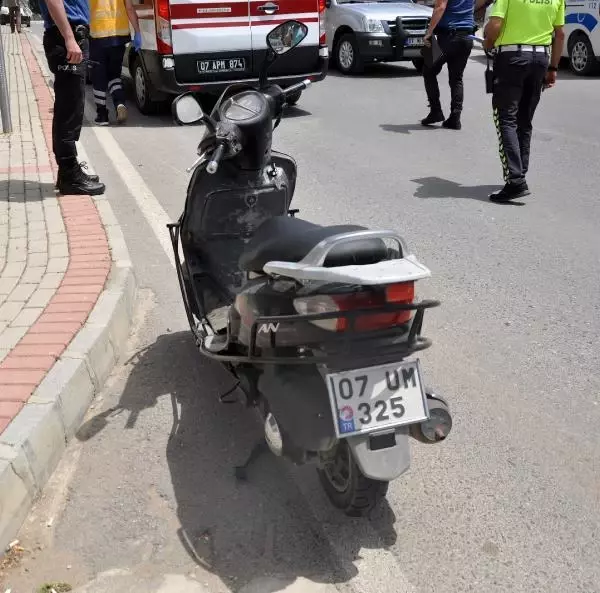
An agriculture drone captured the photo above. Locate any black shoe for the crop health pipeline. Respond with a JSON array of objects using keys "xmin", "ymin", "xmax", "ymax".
[
  {"xmin": 57, "ymin": 163, "xmax": 105, "ymax": 196},
  {"xmin": 55, "ymin": 162, "xmax": 99, "ymax": 189},
  {"xmin": 421, "ymin": 110, "xmax": 445, "ymax": 126},
  {"xmin": 442, "ymin": 113, "xmax": 462, "ymax": 130},
  {"xmin": 489, "ymin": 182, "xmax": 531, "ymax": 202},
  {"xmin": 95, "ymin": 110, "xmax": 109, "ymax": 126}
]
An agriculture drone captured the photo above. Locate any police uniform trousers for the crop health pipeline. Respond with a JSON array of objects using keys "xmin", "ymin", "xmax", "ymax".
[
  {"xmin": 43, "ymin": 24, "xmax": 89, "ymax": 168},
  {"xmin": 492, "ymin": 46, "xmax": 549, "ymax": 185}
]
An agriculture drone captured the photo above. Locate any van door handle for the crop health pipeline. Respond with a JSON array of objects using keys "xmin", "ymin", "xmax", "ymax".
[{"xmin": 257, "ymin": 2, "xmax": 279, "ymax": 14}]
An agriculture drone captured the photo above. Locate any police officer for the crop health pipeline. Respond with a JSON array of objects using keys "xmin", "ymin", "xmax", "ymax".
[
  {"xmin": 484, "ymin": 0, "xmax": 565, "ymax": 201},
  {"xmin": 39, "ymin": 0, "xmax": 105, "ymax": 195},
  {"xmin": 420, "ymin": 0, "xmax": 476, "ymax": 131}
]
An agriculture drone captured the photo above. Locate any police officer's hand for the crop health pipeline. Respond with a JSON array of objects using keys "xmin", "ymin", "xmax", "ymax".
[
  {"xmin": 65, "ymin": 37, "xmax": 83, "ymax": 64},
  {"xmin": 424, "ymin": 32, "xmax": 432, "ymax": 48},
  {"xmin": 544, "ymin": 70, "xmax": 557, "ymax": 89}
]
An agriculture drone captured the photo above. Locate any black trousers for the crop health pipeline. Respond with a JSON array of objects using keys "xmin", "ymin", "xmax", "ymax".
[
  {"xmin": 492, "ymin": 50, "xmax": 549, "ymax": 185},
  {"xmin": 423, "ymin": 32, "xmax": 473, "ymax": 114},
  {"xmin": 43, "ymin": 25, "xmax": 89, "ymax": 167},
  {"xmin": 90, "ymin": 42, "xmax": 127, "ymax": 112},
  {"xmin": 9, "ymin": 6, "xmax": 21, "ymax": 33}
]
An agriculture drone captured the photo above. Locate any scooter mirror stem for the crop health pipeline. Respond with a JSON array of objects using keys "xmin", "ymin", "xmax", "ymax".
[{"xmin": 259, "ymin": 49, "xmax": 278, "ymax": 89}]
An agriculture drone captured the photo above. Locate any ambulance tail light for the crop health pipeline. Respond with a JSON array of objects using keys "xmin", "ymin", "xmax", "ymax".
[
  {"xmin": 155, "ymin": 0, "xmax": 173, "ymax": 54},
  {"xmin": 318, "ymin": 0, "xmax": 327, "ymax": 46}
]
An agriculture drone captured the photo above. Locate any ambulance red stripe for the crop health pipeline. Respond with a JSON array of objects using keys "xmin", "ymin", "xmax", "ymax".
[
  {"xmin": 171, "ymin": 16, "xmax": 318, "ymax": 29},
  {"xmin": 169, "ymin": 2, "xmax": 249, "ymax": 20}
]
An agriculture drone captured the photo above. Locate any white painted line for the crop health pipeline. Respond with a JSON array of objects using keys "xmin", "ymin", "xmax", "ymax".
[{"xmin": 87, "ymin": 123, "xmax": 175, "ymax": 268}]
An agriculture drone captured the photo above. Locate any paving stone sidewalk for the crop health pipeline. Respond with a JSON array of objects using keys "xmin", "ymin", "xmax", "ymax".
[{"xmin": 0, "ymin": 30, "xmax": 110, "ymax": 433}]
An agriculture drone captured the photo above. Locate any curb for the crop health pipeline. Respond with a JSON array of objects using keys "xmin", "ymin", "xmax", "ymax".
[{"xmin": 0, "ymin": 36, "xmax": 137, "ymax": 551}]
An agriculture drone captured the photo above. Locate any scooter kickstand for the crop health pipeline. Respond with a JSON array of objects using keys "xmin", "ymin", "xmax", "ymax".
[{"xmin": 234, "ymin": 440, "xmax": 269, "ymax": 481}]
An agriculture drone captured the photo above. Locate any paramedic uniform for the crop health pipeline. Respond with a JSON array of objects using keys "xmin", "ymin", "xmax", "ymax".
[
  {"xmin": 89, "ymin": 0, "xmax": 130, "ymax": 124},
  {"xmin": 490, "ymin": 0, "xmax": 565, "ymax": 191}
]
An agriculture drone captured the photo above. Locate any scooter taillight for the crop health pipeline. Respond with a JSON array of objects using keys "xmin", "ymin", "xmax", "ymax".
[{"xmin": 293, "ymin": 282, "xmax": 415, "ymax": 332}]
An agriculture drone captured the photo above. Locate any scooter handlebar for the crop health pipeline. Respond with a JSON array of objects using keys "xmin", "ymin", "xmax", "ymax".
[{"xmin": 206, "ymin": 142, "xmax": 226, "ymax": 174}]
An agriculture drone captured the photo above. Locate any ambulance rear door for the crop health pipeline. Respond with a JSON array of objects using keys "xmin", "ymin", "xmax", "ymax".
[
  {"xmin": 169, "ymin": 0, "xmax": 254, "ymax": 84},
  {"xmin": 249, "ymin": 0, "xmax": 323, "ymax": 78}
]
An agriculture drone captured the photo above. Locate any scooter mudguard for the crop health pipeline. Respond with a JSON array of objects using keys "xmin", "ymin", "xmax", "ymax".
[{"xmin": 347, "ymin": 428, "xmax": 411, "ymax": 481}]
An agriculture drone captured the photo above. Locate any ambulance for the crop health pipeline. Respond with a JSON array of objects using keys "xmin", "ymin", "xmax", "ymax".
[
  {"xmin": 563, "ymin": 0, "xmax": 600, "ymax": 75},
  {"xmin": 126, "ymin": 0, "xmax": 329, "ymax": 114}
]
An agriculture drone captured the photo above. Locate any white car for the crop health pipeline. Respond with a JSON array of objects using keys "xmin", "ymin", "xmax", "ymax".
[
  {"xmin": 563, "ymin": 0, "xmax": 600, "ymax": 75},
  {"xmin": 326, "ymin": 0, "xmax": 433, "ymax": 74}
]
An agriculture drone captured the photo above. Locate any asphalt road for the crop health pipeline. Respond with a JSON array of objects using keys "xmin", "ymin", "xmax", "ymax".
[{"xmin": 7, "ymin": 23, "xmax": 600, "ymax": 593}]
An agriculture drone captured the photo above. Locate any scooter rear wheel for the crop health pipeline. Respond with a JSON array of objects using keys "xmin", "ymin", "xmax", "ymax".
[{"xmin": 317, "ymin": 440, "xmax": 389, "ymax": 517}]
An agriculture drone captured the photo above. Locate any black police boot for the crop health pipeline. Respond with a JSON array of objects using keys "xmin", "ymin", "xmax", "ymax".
[
  {"xmin": 55, "ymin": 162, "xmax": 99, "ymax": 189},
  {"xmin": 489, "ymin": 182, "xmax": 531, "ymax": 202},
  {"xmin": 421, "ymin": 108, "xmax": 445, "ymax": 127},
  {"xmin": 57, "ymin": 159, "xmax": 105, "ymax": 196},
  {"xmin": 442, "ymin": 112, "xmax": 462, "ymax": 130}
]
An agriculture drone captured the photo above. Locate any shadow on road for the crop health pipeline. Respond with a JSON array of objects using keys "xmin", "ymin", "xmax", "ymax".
[
  {"xmin": 411, "ymin": 176, "xmax": 525, "ymax": 205},
  {"xmin": 83, "ymin": 80, "xmax": 312, "ymax": 130},
  {"xmin": 0, "ymin": 180, "xmax": 56, "ymax": 202},
  {"xmin": 77, "ymin": 331, "xmax": 398, "ymax": 591},
  {"xmin": 380, "ymin": 123, "xmax": 439, "ymax": 135},
  {"xmin": 328, "ymin": 63, "xmax": 420, "ymax": 79}
]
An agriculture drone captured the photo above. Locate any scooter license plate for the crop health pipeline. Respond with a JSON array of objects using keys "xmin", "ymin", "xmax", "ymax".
[{"xmin": 326, "ymin": 360, "xmax": 429, "ymax": 438}]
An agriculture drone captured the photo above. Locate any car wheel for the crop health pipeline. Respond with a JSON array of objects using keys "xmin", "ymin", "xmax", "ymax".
[
  {"xmin": 569, "ymin": 33, "xmax": 599, "ymax": 76},
  {"xmin": 335, "ymin": 33, "xmax": 364, "ymax": 75},
  {"xmin": 286, "ymin": 90, "xmax": 302, "ymax": 106},
  {"xmin": 133, "ymin": 54, "xmax": 160, "ymax": 115},
  {"xmin": 412, "ymin": 58, "xmax": 424, "ymax": 74}
]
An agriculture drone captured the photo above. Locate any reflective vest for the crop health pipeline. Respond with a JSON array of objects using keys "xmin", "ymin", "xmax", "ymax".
[{"xmin": 90, "ymin": 0, "xmax": 130, "ymax": 39}]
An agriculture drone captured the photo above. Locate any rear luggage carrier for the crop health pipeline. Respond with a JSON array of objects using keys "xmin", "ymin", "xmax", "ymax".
[{"xmin": 168, "ymin": 222, "xmax": 440, "ymax": 366}]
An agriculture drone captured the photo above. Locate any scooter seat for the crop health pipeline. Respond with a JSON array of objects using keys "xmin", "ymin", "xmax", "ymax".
[{"xmin": 239, "ymin": 216, "xmax": 388, "ymax": 273}]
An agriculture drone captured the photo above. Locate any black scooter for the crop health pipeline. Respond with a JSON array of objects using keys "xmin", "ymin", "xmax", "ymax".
[{"xmin": 168, "ymin": 21, "xmax": 452, "ymax": 517}]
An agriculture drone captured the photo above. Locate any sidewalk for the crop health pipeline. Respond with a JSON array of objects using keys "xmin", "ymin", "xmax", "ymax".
[{"xmin": 0, "ymin": 29, "xmax": 136, "ymax": 550}]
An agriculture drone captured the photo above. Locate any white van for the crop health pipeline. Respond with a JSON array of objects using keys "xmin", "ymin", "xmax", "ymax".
[
  {"xmin": 126, "ymin": 0, "xmax": 329, "ymax": 114},
  {"xmin": 563, "ymin": 1, "xmax": 600, "ymax": 75}
]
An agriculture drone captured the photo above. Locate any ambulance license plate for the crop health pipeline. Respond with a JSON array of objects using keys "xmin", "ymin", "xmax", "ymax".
[{"xmin": 197, "ymin": 58, "xmax": 247, "ymax": 74}]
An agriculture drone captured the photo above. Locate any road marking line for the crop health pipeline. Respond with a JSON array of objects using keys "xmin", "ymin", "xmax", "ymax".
[{"xmin": 87, "ymin": 122, "xmax": 175, "ymax": 268}]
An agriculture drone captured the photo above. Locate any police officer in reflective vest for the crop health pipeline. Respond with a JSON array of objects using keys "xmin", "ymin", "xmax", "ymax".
[
  {"xmin": 484, "ymin": 0, "xmax": 565, "ymax": 202},
  {"xmin": 421, "ymin": 0, "xmax": 476, "ymax": 131},
  {"xmin": 39, "ymin": 0, "xmax": 106, "ymax": 195}
]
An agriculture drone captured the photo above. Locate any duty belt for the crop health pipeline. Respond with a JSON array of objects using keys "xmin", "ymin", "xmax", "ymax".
[{"xmin": 497, "ymin": 45, "xmax": 550, "ymax": 53}]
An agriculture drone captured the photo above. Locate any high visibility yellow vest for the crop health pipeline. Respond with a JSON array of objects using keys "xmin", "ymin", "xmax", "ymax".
[{"xmin": 90, "ymin": 0, "xmax": 130, "ymax": 39}]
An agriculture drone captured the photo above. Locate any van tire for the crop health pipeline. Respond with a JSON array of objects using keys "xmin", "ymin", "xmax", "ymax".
[
  {"xmin": 568, "ymin": 33, "xmax": 599, "ymax": 76},
  {"xmin": 335, "ymin": 33, "xmax": 364, "ymax": 75},
  {"xmin": 286, "ymin": 90, "xmax": 302, "ymax": 106},
  {"xmin": 133, "ymin": 54, "xmax": 161, "ymax": 115}
]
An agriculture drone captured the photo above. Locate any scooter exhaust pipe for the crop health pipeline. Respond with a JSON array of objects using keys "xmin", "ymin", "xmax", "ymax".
[{"xmin": 411, "ymin": 392, "xmax": 453, "ymax": 444}]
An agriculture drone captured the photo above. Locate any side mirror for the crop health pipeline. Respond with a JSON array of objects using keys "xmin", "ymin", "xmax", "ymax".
[
  {"xmin": 172, "ymin": 93, "xmax": 204, "ymax": 125},
  {"xmin": 266, "ymin": 20, "xmax": 309, "ymax": 56}
]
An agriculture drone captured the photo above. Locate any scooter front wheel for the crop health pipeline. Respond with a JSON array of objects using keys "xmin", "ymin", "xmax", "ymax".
[{"xmin": 317, "ymin": 440, "xmax": 389, "ymax": 517}]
